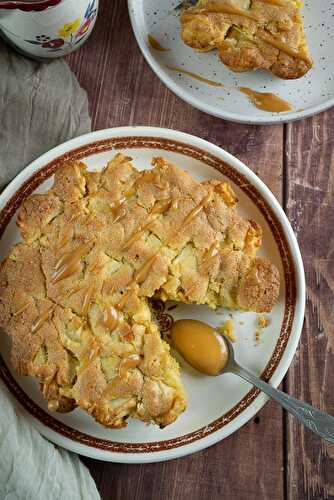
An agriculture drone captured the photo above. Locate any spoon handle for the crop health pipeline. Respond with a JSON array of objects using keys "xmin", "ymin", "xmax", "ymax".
[{"xmin": 232, "ymin": 364, "xmax": 334, "ymax": 444}]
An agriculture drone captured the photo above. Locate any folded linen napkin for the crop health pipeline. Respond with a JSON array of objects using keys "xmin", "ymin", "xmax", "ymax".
[{"xmin": 0, "ymin": 41, "xmax": 100, "ymax": 500}]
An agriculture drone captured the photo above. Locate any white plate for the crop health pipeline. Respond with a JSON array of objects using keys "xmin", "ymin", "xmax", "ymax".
[
  {"xmin": 0, "ymin": 127, "xmax": 305, "ymax": 463},
  {"xmin": 128, "ymin": 0, "xmax": 334, "ymax": 124}
]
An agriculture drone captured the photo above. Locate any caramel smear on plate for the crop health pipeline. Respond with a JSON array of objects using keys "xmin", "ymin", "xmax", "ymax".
[
  {"xmin": 165, "ymin": 65, "xmax": 292, "ymax": 112},
  {"xmin": 239, "ymin": 87, "xmax": 292, "ymax": 113},
  {"xmin": 166, "ymin": 65, "xmax": 224, "ymax": 87},
  {"xmin": 148, "ymin": 35, "xmax": 170, "ymax": 52}
]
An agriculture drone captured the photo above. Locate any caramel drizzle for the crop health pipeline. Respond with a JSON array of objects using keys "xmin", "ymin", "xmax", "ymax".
[
  {"xmin": 110, "ymin": 197, "xmax": 126, "ymax": 224},
  {"xmin": 257, "ymin": 32, "xmax": 311, "ymax": 63},
  {"xmin": 121, "ymin": 219, "xmax": 156, "ymax": 251},
  {"xmin": 148, "ymin": 34, "xmax": 170, "ymax": 52},
  {"xmin": 194, "ymin": 1, "xmax": 260, "ymax": 21},
  {"xmin": 52, "ymin": 242, "xmax": 91, "ymax": 284},
  {"xmin": 56, "ymin": 231, "xmax": 73, "ymax": 251},
  {"xmin": 103, "ymin": 306, "xmax": 119, "ymax": 331},
  {"xmin": 77, "ymin": 344, "xmax": 100, "ymax": 376},
  {"xmin": 239, "ymin": 87, "xmax": 292, "ymax": 113},
  {"xmin": 134, "ymin": 254, "xmax": 158, "ymax": 285},
  {"xmin": 81, "ymin": 284, "xmax": 95, "ymax": 316},
  {"xmin": 182, "ymin": 193, "xmax": 212, "ymax": 227},
  {"xmin": 166, "ymin": 65, "xmax": 224, "ymax": 87},
  {"xmin": 13, "ymin": 303, "xmax": 30, "ymax": 317},
  {"xmin": 150, "ymin": 199, "xmax": 172, "ymax": 215},
  {"xmin": 203, "ymin": 241, "xmax": 220, "ymax": 262},
  {"xmin": 120, "ymin": 199, "xmax": 172, "ymax": 251},
  {"xmin": 259, "ymin": 0, "xmax": 288, "ymax": 6},
  {"xmin": 119, "ymin": 354, "xmax": 141, "ymax": 377},
  {"xmin": 31, "ymin": 307, "xmax": 54, "ymax": 334}
]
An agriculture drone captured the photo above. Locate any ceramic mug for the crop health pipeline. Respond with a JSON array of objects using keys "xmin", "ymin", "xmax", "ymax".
[{"xmin": 0, "ymin": 0, "xmax": 99, "ymax": 59}]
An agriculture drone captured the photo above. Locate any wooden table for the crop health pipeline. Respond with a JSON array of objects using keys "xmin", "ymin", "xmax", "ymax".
[{"xmin": 68, "ymin": 1, "xmax": 334, "ymax": 498}]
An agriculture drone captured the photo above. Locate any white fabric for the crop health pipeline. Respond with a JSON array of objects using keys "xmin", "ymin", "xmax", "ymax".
[
  {"xmin": 0, "ymin": 41, "xmax": 100, "ymax": 500},
  {"xmin": 0, "ymin": 381, "xmax": 100, "ymax": 500}
]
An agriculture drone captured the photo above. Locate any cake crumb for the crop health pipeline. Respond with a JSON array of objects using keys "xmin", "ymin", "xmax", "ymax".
[
  {"xmin": 255, "ymin": 329, "xmax": 261, "ymax": 344},
  {"xmin": 218, "ymin": 319, "xmax": 236, "ymax": 342},
  {"xmin": 254, "ymin": 315, "xmax": 270, "ymax": 344},
  {"xmin": 257, "ymin": 314, "xmax": 270, "ymax": 329}
]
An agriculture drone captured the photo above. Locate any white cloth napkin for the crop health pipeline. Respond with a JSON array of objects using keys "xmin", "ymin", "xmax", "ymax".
[
  {"xmin": 0, "ymin": 42, "xmax": 100, "ymax": 500},
  {"xmin": 0, "ymin": 381, "xmax": 100, "ymax": 500}
]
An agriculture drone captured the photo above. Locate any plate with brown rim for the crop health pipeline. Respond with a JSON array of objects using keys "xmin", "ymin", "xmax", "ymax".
[{"xmin": 0, "ymin": 127, "xmax": 305, "ymax": 463}]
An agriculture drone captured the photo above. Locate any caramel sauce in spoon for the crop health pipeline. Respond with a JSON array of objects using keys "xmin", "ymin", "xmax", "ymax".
[{"xmin": 171, "ymin": 319, "xmax": 228, "ymax": 375}]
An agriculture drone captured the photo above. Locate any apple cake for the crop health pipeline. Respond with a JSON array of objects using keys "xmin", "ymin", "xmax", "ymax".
[
  {"xmin": 181, "ymin": 0, "xmax": 313, "ymax": 79},
  {"xmin": 0, "ymin": 154, "xmax": 279, "ymax": 428}
]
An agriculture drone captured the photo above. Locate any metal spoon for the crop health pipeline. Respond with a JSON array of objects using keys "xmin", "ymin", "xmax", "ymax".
[
  {"xmin": 221, "ymin": 335, "xmax": 334, "ymax": 444},
  {"xmin": 170, "ymin": 319, "xmax": 334, "ymax": 444}
]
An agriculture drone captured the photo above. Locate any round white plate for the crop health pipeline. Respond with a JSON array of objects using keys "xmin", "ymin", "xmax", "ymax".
[
  {"xmin": 128, "ymin": 0, "xmax": 334, "ymax": 124},
  {"xmin": 0, "ymin": 127, "xmax": 305, "ymax": 463}
]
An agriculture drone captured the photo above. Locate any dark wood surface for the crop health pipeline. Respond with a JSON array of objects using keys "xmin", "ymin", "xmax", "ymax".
[{"xmin": 68, "ymin": 1, "xmax": 334, "ymax": 498}]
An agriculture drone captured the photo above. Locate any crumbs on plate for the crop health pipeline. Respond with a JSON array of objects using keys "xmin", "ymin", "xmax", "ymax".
[
  {"xmin": 255, "ymin": 314, "xmax": 270, "ymax": 344},
  {"xmin": 218, "ymin": 318, "xmax": 236, "ymax": 343}
]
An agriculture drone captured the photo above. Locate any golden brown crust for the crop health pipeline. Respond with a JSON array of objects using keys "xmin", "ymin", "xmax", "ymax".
[
  {"xmin": 0, "ymin": 153, "xmax": 280, "ymax": 428},
  {"xmin": 181, "ymin": 0, "xmax": 312, "ymax": 79}
]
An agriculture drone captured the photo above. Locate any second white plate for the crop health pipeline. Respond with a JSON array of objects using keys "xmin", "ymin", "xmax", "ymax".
[{"xmin": 128, "ymin": 0, "xmax": 334, "ymax": 124}]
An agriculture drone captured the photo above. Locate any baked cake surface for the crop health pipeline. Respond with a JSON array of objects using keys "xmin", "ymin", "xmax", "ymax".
[
  {"xmin": 0, "ymin": 154, "xmax": 279, "ymax": 428},
  {"xmin": 181, "ymin": 0, "xmax": 312, "ymax": 79}
]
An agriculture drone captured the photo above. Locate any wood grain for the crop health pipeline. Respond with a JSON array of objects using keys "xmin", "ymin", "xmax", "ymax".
[
  {"xmin": 285, "ymin": 112, "xmax": 334, "ymax": 500},
  {"xmin": 68, "ymin": 1, "xmax": 284, "ymax": 499}
]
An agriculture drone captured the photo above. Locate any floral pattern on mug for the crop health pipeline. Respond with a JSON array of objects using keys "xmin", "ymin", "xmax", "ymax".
[
  {"xmin": 25, "ymin": 0, "xmax": 97, "ymax": 52},
  {"xmin": 58, "ymin": 19, "xmax": 81, "ymax": 39}
]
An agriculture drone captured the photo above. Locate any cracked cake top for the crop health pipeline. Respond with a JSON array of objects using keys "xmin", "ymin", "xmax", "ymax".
[
  {"xmin": 0, "ymin": 153, "xmax": 279, "ymax": 428},
  {"xmin": 181, "ymin": 0, "xmax": 312, "ymax": 79}
]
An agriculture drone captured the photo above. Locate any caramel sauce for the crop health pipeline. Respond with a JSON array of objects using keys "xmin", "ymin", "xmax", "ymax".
[
  {"xmin": 110, "ymin": 197, "xmax": 126, "ymax": 224},
  {"xmin": 259, "ymin": 0, "xmax": 287, "ymax": 5},
  {"xmin": 200, "ymin": 241, "xmax": 220, "ymax": 271},
  {"xmin": 57, "ymin": 231, "xmax": 73, "ymax": 251},
  {"xmin": 66, "ymin": 285, "xmax": 82, "ymax": 298},
  {"xmin": 121, "ymin": 219, "xmax": 156, "ymax": 251},
  {"xmin": 52, "ymin": 242, "xmax": 91, "ymax": 284},
  {"xmin": 32, "ymin": 308, "xmax": 54, "ymax": 334},
  {"xmin": 77, "ymin": 344, "xmax": 100, "ymax": 376},
  {"xmin": 150, "ymin": 199, "xmax": 172, "ymax": 215},
  {"xmin": 182, "ymin": 193, "xmax": 212, "ymax": 227},
  {"xmin": 199, "ymin": 1, "xmax": 260, "ymax": 20},
  {"xmin": 239, "ymin": 87, "xmax": 292, "ymax": 112},
  {"xmin": 121, "ymin": 199, "xmax": 171, "ymax": 251},
  {"xmin": 119, "ymin": 354, "xmax": 141, "ymax": 376},
  {"xmin": 257, "ymin": 32, "xmax": 311, "ymax": 63},
  {"xmin": 166, "ymin": 65, "xmax": 224, "ymax": 87},
  {"xmin": 82, "ymin": 284, "xmax": 95, "ymax": 316},
  {"xmin": 134, "ymin": 254, "xmax": 158, "ymax": 285},
  {"xmin": 103, "ymin": 306, "xmax": 119, "ymax": 331},
  {"xmin": 166, "ymin": 64, "xmax": 293, "ymax": 113},
  {"xmin": 171, "ymin": 319, "xmax": 228, "ymax": 375},
  {"xmin": 13, "ymin": 303, "xmax": 30, "ymax": 317},
  {"xmin": 148, "ymin": 34, "xmax": 170, "ymax": 52}
]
